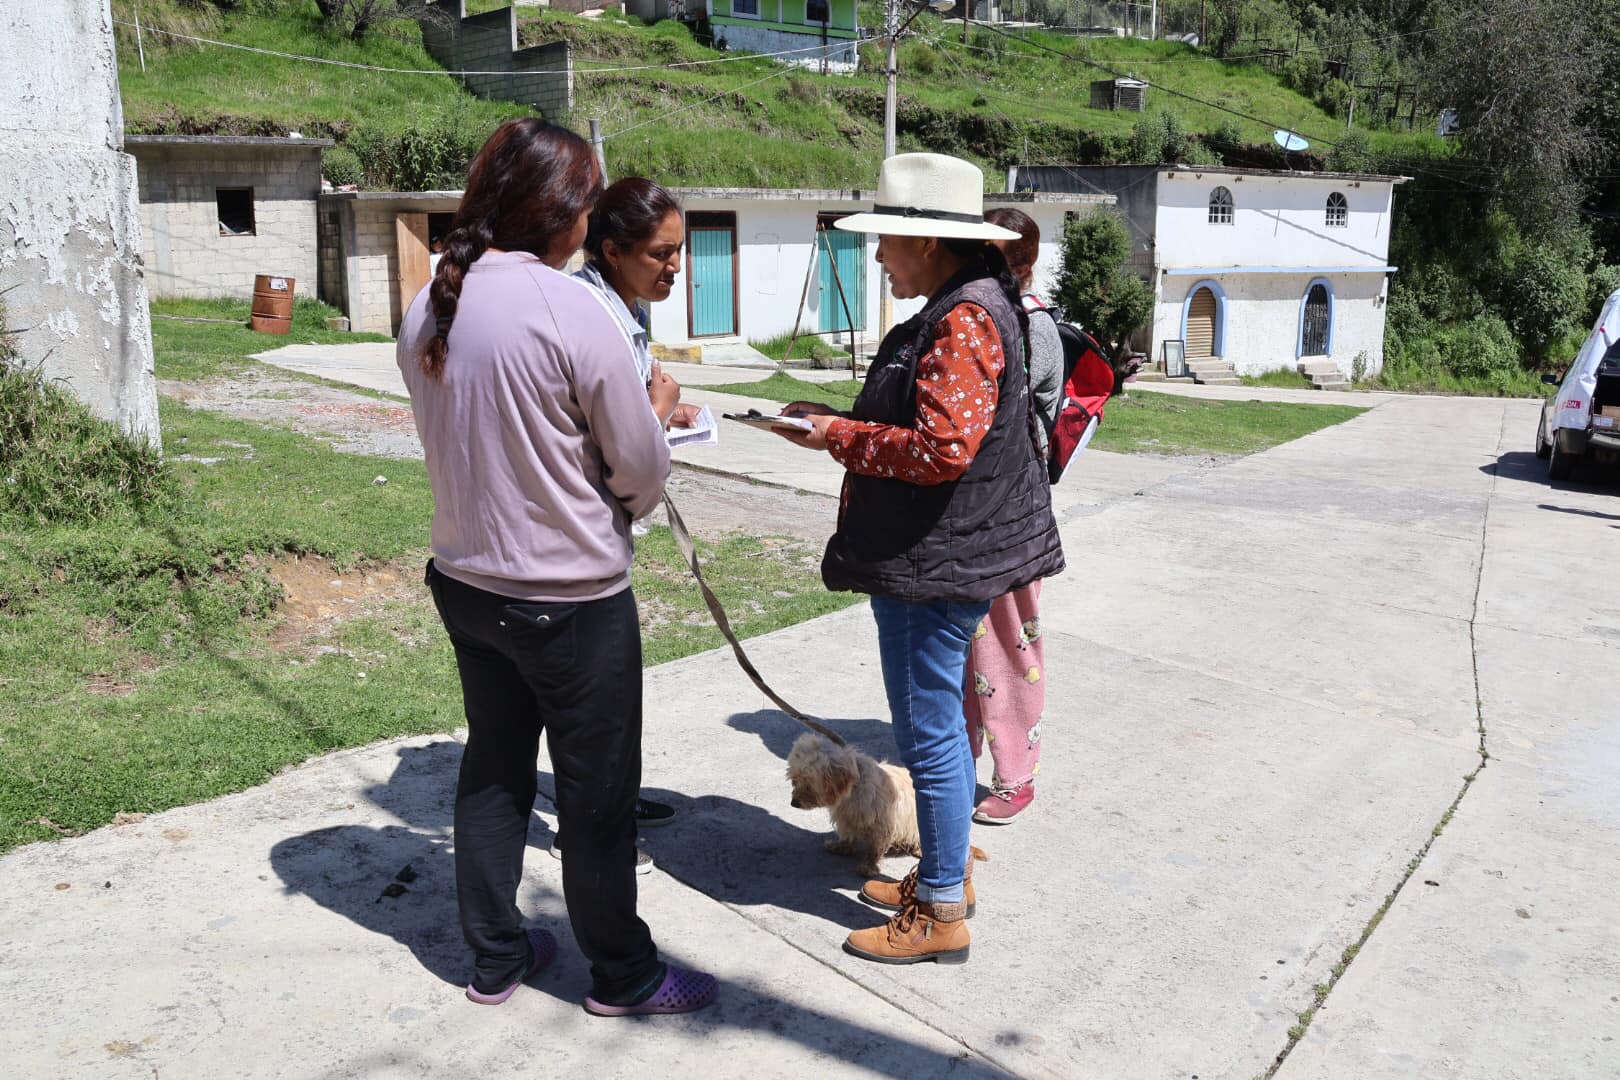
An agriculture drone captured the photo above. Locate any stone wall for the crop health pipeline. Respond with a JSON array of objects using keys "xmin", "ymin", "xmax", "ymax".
[
  {"xmin": 0, "ymin": 0, "xmax": 158, "ymax": 443},
  {"xmin": 419, "ymin": 3, "xmax": 572, "ymax": 121},
  {"xmin": 128, "ymin": 138, "xmax": 325, "ymax": 300}
]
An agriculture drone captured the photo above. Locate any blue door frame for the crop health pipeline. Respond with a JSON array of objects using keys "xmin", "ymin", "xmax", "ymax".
[{"xmin": 687, "ymin": 212, "xmax": 737, "ymax": 338}]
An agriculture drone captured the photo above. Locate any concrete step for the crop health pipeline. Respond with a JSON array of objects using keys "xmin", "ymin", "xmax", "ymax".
[
  {"xmin": 1297, "ymin": 361, "xmax": 1342, "ymax": 376},
  {"xmin": 1186, "ymin": 360, "xmax": 1235, "ymax": 373},
  {"xmin": 1313, "ymin": 380, "xmax": 1352, "ymax": 391},
  {"xmin": 1198, "ymin": 377, "xmax": 1244, "ymax": 386}
]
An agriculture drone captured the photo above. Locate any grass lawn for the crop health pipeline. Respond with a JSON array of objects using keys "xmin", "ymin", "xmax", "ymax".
[
  {"xmin": 706, "ymin": 373, "xmax": 1366, "ymax": 455},
  {"xmin": 1241, "ymin": 367, "xmax": 1315, "ymax": 390},
  {"xmin": 0, "ymin": 302, "xmax": 855, "ymax": 853}
]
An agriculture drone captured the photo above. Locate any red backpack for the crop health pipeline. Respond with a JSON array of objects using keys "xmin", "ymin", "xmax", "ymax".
[{"xmin": 1044, "ymin": 318, "xmax": 1122, "ymax": 484}]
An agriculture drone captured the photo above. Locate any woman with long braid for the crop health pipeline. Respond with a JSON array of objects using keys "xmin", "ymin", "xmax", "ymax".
[{"xmin": 396, "ymin": 119, "xmax": 716, "ymax": 1015}]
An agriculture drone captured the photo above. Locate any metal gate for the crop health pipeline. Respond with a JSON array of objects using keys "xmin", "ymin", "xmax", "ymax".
[
  {"xmin": 1186, "ymin": 287, "xmax": 1217, "ymax": 357},
  {"xmin": 1301, "ymin": 284, "xmax": 1330, "ymax": 356}
]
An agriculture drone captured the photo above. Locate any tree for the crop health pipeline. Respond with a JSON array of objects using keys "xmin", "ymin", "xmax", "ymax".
[
  {"xmin": 1051, "ymin": 213, "xmax": 1155, "ymax": 361},
  {"xmin": 315, "ymin": 0, "xmax": 441, "ymax": 42},
  {"xmin": 1422, "ymin": 0, "xmax": 1604, "ymax": 240}
]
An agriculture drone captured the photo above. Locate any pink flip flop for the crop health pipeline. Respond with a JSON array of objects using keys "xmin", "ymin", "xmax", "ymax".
[
  {"xmin": 465, "ymin": 926, "xmax": 558, "ymax": 1005},
  {"xmin": 583, "ymin": 964, "xmax": 718, "ymax": 1016}
]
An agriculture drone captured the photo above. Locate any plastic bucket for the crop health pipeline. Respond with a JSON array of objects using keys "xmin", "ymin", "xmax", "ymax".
[{"xmin": 249, "ymin": 275, "xmax": 295, "ymax": 334}]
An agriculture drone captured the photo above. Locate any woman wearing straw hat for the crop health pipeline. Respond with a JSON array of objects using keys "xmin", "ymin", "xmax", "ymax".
[{"xmin": 776, "ymin": 153, "xmax": 1064, "ymax": 964}]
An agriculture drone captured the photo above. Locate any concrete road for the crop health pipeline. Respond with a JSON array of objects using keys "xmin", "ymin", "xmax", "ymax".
[{"xmin": 4, "ymin": 384, "xmax": 1616, "ymax": 1079}]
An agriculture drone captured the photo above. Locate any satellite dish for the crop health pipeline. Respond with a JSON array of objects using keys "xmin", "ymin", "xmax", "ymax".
[{"xmin": 1273, "ymin": 130, "xmax": 1310, "ymax": 152}]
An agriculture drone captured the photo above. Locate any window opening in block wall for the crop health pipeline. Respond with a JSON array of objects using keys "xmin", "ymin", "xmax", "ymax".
[{"xmin": 217, "ymin": 188, "xmax": 256, "ymax": 237}]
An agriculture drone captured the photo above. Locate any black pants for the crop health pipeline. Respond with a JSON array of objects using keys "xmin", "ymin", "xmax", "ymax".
[{"xmin": 425, "ymin": 560, "xmax": 659, "ymax": 1000}]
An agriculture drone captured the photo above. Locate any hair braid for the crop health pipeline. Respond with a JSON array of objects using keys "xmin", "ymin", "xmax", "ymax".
[{"xmin": 421, "ymin": 220, "xmax": 492, "ymax": 380}]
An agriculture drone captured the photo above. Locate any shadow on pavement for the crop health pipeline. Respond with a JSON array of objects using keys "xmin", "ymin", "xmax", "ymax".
[
  {"xmin": 726, "ymin": 708, "xmax": 895, "ymax": 760},
  {"xmin": 1490, "ymin": 450, "xmax": 1620, "ymax": 494},
  {"xmin": 275, "ymin": 742, "xmax": 1011, "ymax": 1077}
]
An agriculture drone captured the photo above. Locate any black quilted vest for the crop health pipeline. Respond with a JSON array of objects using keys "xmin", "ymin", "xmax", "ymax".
[{"xmin": 821, "ymin": 269, "xmax": 1065, "ymax": 603}]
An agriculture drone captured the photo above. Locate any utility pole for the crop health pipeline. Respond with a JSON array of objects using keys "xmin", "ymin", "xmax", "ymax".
[
  {"xmin": 588, "ymin": 119, "xmax": 608, "ymax": 182},
  {"xmin": 880, "ymin": 0, "xmax": 901, "ymax": 339},
  {"xmin": 1150, "ymin": 0, "xmax": 1157, "ymax": 40}
]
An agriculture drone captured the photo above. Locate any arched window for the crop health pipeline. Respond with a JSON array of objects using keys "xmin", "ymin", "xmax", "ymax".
[
  {"xmin": 1208, "ymin": 186, "xmax": 1234, "ymax": 225},
  {"xmin": 1325, "ymin": 192, "xmax": 1349, "ymax": 228}
]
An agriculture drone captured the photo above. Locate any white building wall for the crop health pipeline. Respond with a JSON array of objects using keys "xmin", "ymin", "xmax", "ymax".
[
  {"xmin": 1149, "ymin": 171, "xmax": 1397, "ymax": 375},
  {"xmin": 1154, "ymin": 171, "xmax": 1395, "ymax": 271},
  {"xmin": 648, "ymin": 196, "xmax": 1106, "ymax": 347},
  {"xmin": 1153, "ymin": 270, "xmax": 1390, "ymax": 376}
]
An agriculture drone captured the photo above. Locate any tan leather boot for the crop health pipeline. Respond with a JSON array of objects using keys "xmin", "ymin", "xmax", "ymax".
[
  {"xmin": 844, "ymin": 900, "xmax": 970, "ymax": 965},
  {"xmin": 859, "ymin": 846, "xmax": 984, "ymax": 917}
]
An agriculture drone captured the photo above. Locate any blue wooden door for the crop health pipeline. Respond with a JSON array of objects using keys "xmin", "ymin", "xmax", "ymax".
[
  {"xmin": 688, "ymin": 220, "xmax": 736, "ymax": 337},
  {"xmin": 816, "ymin": 225, "xmax": 865, "ymax": 333}
]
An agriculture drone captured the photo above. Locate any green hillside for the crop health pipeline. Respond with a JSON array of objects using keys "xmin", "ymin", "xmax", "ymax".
[{"xmin": 112, "ymin": 0, "xmax": 1439, "ymax": 190}]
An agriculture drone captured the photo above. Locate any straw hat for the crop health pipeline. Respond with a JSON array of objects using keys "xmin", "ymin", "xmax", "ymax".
[{"xmin": 835, "ymin": 153, "xmax": 1020, "ymax": 241}]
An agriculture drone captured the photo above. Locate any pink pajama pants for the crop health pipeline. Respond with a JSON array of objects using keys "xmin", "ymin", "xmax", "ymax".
[{"xmin": 962, "ymin": 581, "xmax": 1044, "ymax": 792}]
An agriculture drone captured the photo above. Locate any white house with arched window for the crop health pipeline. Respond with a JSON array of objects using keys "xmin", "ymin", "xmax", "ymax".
[{"xmin": 1006, "ymin": 164, "xmax": 1408, "ymax": 381}]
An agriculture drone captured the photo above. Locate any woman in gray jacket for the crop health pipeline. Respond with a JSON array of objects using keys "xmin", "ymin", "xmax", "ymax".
[{"xmin": 962, "ymin": 207, "xmax": 1063, "ymax": 826}]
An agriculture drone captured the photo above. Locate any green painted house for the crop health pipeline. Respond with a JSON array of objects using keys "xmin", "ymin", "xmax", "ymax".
[{"xmin": 707, "ymin": 0, "xmax": 862, "ymax": 71}]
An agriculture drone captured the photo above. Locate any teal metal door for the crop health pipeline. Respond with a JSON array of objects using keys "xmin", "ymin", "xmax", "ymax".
[
  {"xmin": 816, "ymin": 224, "xmax": 865, "ymax": 333},
  {"xmin": 688, "ymin": 217, "xmax": 736, "ymax": 337}
]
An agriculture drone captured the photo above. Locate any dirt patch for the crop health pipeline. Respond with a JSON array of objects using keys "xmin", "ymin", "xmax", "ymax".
[
  {"xmin": 267, "ymin": 554, "xmax": 426, "ymax": 651},
  {"xmin": 160, "ymin": 370, "xmax": 423, "ymax": 459}
]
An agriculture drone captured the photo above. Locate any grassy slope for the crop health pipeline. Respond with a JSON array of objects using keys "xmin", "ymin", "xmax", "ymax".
[
  {"xmin": 114, "ymin": 1, "xmax": 1440, "ymax": 187},
  {"xmin": 0, "ymin": 299, "xmax": 855, "ymax": 852},
  {"xmin": 114, "ymin": 0, "xmax": 530, "ymax": 137},
  {"xmin": 705, "ymin": 373, "xmax": 1365, "ymax": 455}
]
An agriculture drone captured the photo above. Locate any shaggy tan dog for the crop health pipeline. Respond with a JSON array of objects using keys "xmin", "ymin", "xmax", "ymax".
[{"xmin": 786, "ymin": 733, "xmax": 921, "ymax": 876}]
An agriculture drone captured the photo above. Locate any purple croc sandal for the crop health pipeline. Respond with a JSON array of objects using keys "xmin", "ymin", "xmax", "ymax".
[
  {"xmin": 465, "ymin": 926, "xmax": 558, "ymax": 1005},
  {"xmin": 583, "ymin": 964, "xmax": 718, "ymax": 1017}
]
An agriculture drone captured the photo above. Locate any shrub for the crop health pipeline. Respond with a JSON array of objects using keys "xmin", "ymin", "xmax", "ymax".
[
  {"xmin": 0, "ymin": 310, "xmax": 173, "ymax": 527},
  {"xmin": 1495, "ymin": 243, "xmax": 1586, "ymax": 363},
  {"xmin": 1327, "ymin": 128, "xmax": 1373, "ymax": 173},
  {"xmin": 348, "ymin": 116, "xmax": 490, "ymax": 191},
  {"xmin": 1130, "ymin": 111, "xmax": 1188, "ymax": 165},
  {"xmin": 1587, "ymin": 263, "xmax": 1620, "ymax": 321},
  {"xmin": 322, "ymin": 145, "xmax": 364, "ymax": 188}
]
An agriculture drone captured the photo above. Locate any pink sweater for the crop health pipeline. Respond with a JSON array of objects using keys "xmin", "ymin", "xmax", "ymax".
[{"xmin": 397, "ymin": 251, "xmax": 671, "ymax": 602}]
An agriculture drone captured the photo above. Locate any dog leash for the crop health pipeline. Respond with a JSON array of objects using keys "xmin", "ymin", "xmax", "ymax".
[{"xmin": 662, "ymin": 493, "xmax": 848, "ymax": 748}]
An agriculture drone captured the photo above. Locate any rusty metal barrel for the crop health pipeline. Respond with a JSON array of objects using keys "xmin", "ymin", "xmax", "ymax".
[{"xmin": 249, "ymin": 275, "xmax": 295, "ymax": 334}]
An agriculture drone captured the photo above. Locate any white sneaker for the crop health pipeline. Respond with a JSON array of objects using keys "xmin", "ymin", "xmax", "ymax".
[{"xmin": 548, "ymin": 838, "xmax": 653, "ymax": 875}]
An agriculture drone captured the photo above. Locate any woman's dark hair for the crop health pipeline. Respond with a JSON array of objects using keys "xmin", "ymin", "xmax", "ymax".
[
  {"xmin": 984, "ymin": 207, "xmax": 1040, "ymax": 292},
  {"xmin": 585, "ymin": 177, "xmax": 683, "ymax": 264},
  {"xmin": 420, "ymin": 119, "xmax": 604, "ymax": 379},
  {"xmin": 942, "ymin": 235, "xmax": 1030, "ymax": 356}
]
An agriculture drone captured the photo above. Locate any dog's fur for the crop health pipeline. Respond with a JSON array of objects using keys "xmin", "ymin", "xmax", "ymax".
[{"xmin": 786, "ymin": 733, "xmax": 921, "ymax": 876}]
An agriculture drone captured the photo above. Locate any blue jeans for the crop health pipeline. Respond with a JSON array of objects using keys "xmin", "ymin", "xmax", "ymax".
[{"xmin": 870, "ymin": 595, "xmax": 992, "ymax": 904}]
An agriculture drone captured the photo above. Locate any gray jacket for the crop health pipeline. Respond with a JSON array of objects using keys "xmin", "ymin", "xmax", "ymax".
[{"xmin": 1025, "ymin": 304, "xmax": 1064, "ymax": 456}]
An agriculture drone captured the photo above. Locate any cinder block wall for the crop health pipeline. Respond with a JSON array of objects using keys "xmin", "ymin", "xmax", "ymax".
[
  {"xmin": 131, "ymin": 143, "xmax": 323, "ymax": 300},
  {"xmin": 421, "ymin": 2, "xmax": 572, "ymax": 120}
]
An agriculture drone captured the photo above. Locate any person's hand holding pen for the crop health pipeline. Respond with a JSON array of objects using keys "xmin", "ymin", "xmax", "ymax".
[{"xmin": 775, "ymin": 400, "xmax": 845, "ymax": 451}]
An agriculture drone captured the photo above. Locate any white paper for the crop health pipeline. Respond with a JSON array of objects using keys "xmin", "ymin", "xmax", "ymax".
[{"xmin": 666, "ymin": 406, "xmax": 720, "ymax": 448}]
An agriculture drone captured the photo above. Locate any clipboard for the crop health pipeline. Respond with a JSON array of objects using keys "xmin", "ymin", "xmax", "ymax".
[{"xmin": 722, "ymin": 409, "xmax": 815, "ymax": 433}]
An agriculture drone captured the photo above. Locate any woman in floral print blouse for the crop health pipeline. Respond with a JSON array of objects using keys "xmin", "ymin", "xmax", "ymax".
[{"xmin": 773, "ymin": 154, "xmax": 1063, "ymax": 967}]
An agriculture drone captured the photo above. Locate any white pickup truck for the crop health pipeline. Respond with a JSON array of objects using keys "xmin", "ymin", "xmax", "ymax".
[{"xmin": 1537, "ymin": 288, "xmax": 1620, "ymax": 481}]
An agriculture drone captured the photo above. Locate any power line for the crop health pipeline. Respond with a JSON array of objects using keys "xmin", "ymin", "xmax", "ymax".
[{"xmin": 112, "ymin": 19, "xmax": 851, "ymax": 77}]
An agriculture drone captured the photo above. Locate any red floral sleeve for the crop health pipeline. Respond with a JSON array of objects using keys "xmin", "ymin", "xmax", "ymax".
[{"xmin": 825, "ymin": 303, "xmax": 1005, "ymax": 485}]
